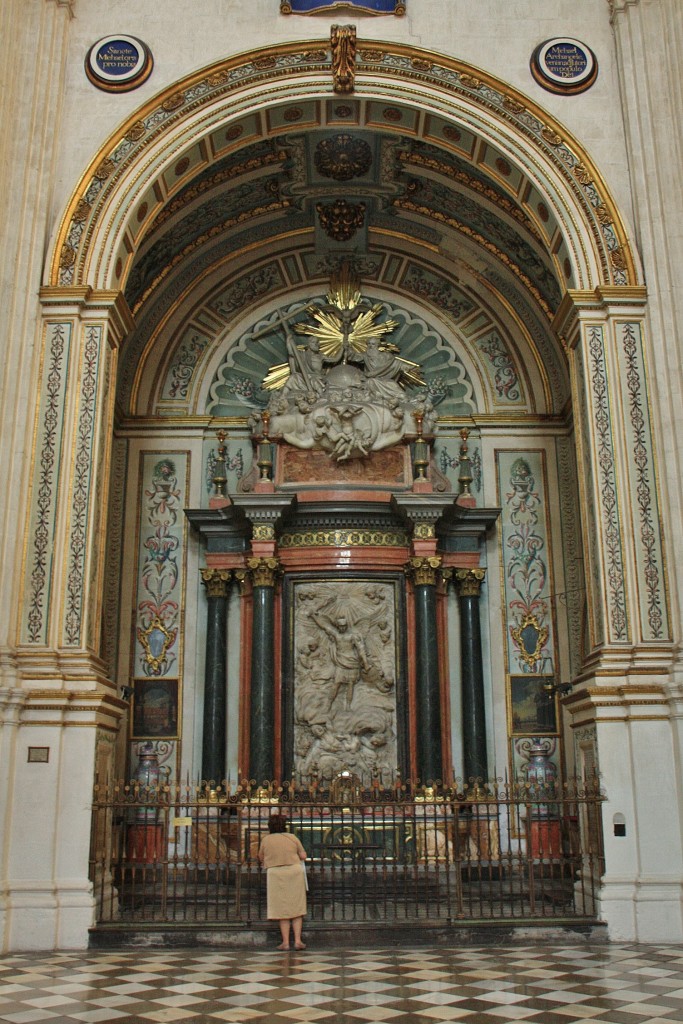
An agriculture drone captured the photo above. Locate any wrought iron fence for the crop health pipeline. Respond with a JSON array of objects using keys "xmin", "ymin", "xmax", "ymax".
[{"xmin": 90, "ymin": 776, "xmax": 604, "ymax": 928}]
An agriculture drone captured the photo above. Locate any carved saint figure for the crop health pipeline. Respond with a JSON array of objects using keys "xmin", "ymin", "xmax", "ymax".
[
  {"xmin": 362, "ymin": 337, "xmax": 405, "ymax": 401},
  {"xmin": 309, "ymin": 610, "xmax": 370, "ymax": 709},
  {"xmin": 293, "ymin": 583, "xmax": 398, "ymax": 782},
  {"xmin": 283, "ymin": 333, "xmax": 326, "ymax": 396}
]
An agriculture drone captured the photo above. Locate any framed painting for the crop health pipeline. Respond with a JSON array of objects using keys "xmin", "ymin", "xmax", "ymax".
[
  {"xmin": 509, "ymin": 674, "xmax": 557, "ymax": 735},
  {"xmin": 131, "ymin": 678, "xmax": 179, "ymax": 739}
]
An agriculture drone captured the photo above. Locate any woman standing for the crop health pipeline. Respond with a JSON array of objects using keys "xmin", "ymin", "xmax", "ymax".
[{"xmin": 258, "ymin": 814, "xmax": 308, "ymax": 950}]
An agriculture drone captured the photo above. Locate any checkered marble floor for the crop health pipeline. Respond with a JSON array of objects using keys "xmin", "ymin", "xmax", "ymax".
[{"xmin": 2, "ymin": 943, "xmax": 683, "ymax": 1024}]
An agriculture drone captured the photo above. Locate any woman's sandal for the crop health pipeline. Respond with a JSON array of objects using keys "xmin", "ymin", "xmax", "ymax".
[
  {"xmin": 277, "ymin": 943, "xmax": 290, "ymax": 950},
  {"xmin": 294, "ymin": 942, "xmax": 307, "ymax": 950}
]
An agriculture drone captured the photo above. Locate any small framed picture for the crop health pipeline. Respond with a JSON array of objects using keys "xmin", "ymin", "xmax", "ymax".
[
  {"xmin": 509, "ymin": 674, "xmax": 557, "ymax": 735},
  {"xmin": 28, "ymin": 746, "xmax": 50, "ymax": 763},
  {"xmin": 131, "ymin": 678, "xmax": 179, "ymax": 739}
]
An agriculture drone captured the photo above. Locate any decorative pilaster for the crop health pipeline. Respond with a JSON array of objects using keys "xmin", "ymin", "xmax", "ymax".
[
  {"xmin": 247, "ymin": 557, "xmax": 280, "ymax": 783},
  {"xmin": 554, "ymin": 289, "xmax": 671, "ymax": 667},
  {"xmin": 406, "ymin": 556, "xmax": 443, "ymax": 782},
  {"xmin": 200, "ymin": 569, "xmax": 232, "ymax": 786},
  {"xmin": 454, "ymin": 568, "xmax": 488, "ymax": 782},
  {"xmin": 610, "ymin": 0, "xmax": 682, "ymax": 674},
  {"xmin": 20, "ymin": 289, "xmax": 132, "ymax": 658}
]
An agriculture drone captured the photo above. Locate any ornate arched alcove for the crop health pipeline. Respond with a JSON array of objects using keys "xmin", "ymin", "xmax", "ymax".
[{"xmin": 21, "ymin": 38, "xmax": 671, "ymax": 825}]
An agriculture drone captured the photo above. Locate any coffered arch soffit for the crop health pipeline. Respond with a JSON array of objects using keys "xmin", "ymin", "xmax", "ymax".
[
  {"xmin": 50, "ymin": 40, "xmax": 641, "ymax": 420},
  {"xmin": 129, "ymin": 250, "xmax": 550, "ymax": 419}
]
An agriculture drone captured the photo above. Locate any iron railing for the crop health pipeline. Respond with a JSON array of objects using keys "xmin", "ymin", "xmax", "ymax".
[{"xmin": 90, "ymin": 777, "xmax": 604, "ymax": 928}]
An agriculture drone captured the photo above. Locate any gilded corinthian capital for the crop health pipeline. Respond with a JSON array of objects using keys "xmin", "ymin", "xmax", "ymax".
[
  {"xmin": 454, "ymin": 568, "xmax": 486, "ymax": 597},
  {"xmin": 406, "ymin": 555, "xmax": 442, "ymax": 586},
  {"xmin": 247, "ymin": 556, "xmax": 280, "ymax": 588},
  {"xmin": 200, "ymin": 568, "xmax": 232, "ymax": 598}
]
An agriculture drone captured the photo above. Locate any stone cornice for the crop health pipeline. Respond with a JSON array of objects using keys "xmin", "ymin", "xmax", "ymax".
[
  {"xmin": 608, "ymin": 0, "xmax": 641, "ymax": 21},
  {"xmin": 48, "ymin": 0, "xmax": 76, "ymax": 14}
]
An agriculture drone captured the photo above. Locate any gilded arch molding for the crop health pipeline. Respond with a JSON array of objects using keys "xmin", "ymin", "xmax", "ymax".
[{"xmin": 49, "ymin": 39, "xmax": 640, "ymax": 296}]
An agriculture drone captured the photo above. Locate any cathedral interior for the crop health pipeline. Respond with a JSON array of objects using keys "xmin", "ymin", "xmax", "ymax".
[{"xmin": 1, "ymin": 0, "xmax": 681, "ymax": 952}]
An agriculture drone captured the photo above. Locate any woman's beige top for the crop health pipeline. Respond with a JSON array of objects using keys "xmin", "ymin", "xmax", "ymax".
[{"xmin": 258, "ymin": 832, "xmax": 306, "ymax": 868}]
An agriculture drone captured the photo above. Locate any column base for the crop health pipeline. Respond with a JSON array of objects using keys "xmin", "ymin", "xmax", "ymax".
[
  {"xmin": 5, "ymin": 879, "xmax": 95, "ymax": 951},
  {"xmin": 599, "ymin": 877, "xmax": 683, "ymax": 941}
]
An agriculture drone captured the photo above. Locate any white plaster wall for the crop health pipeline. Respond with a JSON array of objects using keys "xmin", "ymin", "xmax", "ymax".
[
  {"xmin": 597, "ymin": 713, "xmax": 683, "ymax": 942},
  {"xmin": 6, "ymin": 723, "xmax": 97, "ymax": 951}
]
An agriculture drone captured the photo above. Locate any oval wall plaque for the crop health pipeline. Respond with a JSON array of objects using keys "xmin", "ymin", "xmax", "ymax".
[
  {"xmin": 530, "ymin": 38, "xmax": 597, "ymax": 95},
  {"xmin": 85, "ymin": 35, "xmax": 153, "ymax": 92}
]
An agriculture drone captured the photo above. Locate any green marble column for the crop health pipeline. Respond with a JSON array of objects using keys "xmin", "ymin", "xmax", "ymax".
[
  {"xmin": 199, "ymin": 569, "xmax": 231, "ymax": 786},
  {"xmin": 455, "ymin": 568, "xmax": 488, "ymax": 782},
  {"xmin": 248, "ymin": 557, "xmax": 279, "ymax": 784},
  {"xmin": 408, "ymin": 556, "xmax": 443, "ymax": 783}
]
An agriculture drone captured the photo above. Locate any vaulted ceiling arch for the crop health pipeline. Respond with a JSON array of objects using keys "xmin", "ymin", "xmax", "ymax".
[{"xmin": 50, "ymin": 38, "xmax": 640, "ymax": 426}]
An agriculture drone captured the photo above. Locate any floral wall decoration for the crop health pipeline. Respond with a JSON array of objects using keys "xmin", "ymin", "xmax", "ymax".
[
  {"xmin": 497, "ymin": 451, "xmax": 555, "ymax": 676},
  {"xmin": 162, "ymin": 330, "xmax": 211, "ymax": 401},
  {"xmin": 134, "ymin": 455, "xmax": 187, "ymax": 678},
  {"xmin": 477, "ymin": 331, "xmax": 523, "ymax": 404}
]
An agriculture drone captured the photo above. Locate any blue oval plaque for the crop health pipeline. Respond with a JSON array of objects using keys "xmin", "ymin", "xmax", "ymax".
[
  {"xmin": 531, "ymin": 38, "xmax": 597, "ymax": 94},
  {"xmin": 86, "ymin": 35, "xmax": 153, "ymax": 92}
]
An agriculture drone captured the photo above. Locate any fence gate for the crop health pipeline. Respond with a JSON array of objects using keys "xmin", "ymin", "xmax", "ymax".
[{"xmin": 90, "ymin": 778, "xmax": 604, "ymax": 929}]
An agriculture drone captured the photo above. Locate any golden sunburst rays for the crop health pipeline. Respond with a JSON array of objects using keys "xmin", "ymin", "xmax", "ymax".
[
  {"xmin": 293, "ymin": 309, "xmax": 347, "ymax": 360},
  {"xmin": 293, "ymin": 304, "xmax": 400, "ymax": 362},
  {"xmin": 261, "ymin": 361, "xmax": 291, "ymax": 391},
  {"xmin": 347, "ymin": 305, "xmax": 399, "ymax": 349},
  {"xmin": 327, "ymin": 263, "xmax": 362, "ymax": 310},
  {"xmin": 396, "ymin": 357, "xmax": 427, "ymax": 388},
  {"xmin": 261, "ymin": 269, "xmax": 425, "ymax": 390}
]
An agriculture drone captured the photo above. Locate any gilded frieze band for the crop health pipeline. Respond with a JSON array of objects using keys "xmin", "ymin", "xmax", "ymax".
[{"xmin": 279, "ymin": 528, "xmax": 409, "ymax": 548}]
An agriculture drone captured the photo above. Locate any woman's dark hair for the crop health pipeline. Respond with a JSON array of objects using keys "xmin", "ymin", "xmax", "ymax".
[{"xmin": 268, "ymin": 813, "xmax": 288, "ymax": 834}]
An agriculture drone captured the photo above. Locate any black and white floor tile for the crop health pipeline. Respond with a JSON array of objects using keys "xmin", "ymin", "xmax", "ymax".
[{"xmin": 2, "ymin": 943, "xmax": 683, "ymax": 1023}]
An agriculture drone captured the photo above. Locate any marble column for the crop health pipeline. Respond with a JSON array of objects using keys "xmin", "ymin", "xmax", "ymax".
[
  {"xmin": 455, "ymin": 568, "xmax": 488, "ymax": 782},
  {"xmin": 407, "ymin": 556, "xmax": 443, "ymax": 783},
  {"xmin": 248, "ymin": 557, "xmax": 279, "ymax": 784},
  {"xmin": 199, "ymin": 569, "xmax": 231, "ymax": 786}
]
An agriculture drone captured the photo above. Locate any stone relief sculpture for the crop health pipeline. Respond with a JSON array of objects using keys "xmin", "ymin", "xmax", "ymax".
[
  {"xmin": 293, "ymin": 580, "xmax": 398, "ymax": 781},
  {"xmin": 256, "ymin": 266, "xmax": 436, "ymax": 461}
]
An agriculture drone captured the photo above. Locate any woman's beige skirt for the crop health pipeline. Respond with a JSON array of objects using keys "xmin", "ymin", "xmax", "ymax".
[{"xmin": 266, "ymin": 863, "xmax": 307, "ymax": 920}]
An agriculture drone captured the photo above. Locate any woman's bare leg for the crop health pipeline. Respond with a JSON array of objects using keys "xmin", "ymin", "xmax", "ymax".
[
  {"xmin": 278, "ymin": 919, "xmax": 290, "ymax": 949},
  {"xmin": 292, "ymin": 916, "xmax": 305, "ymax": 949}
]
